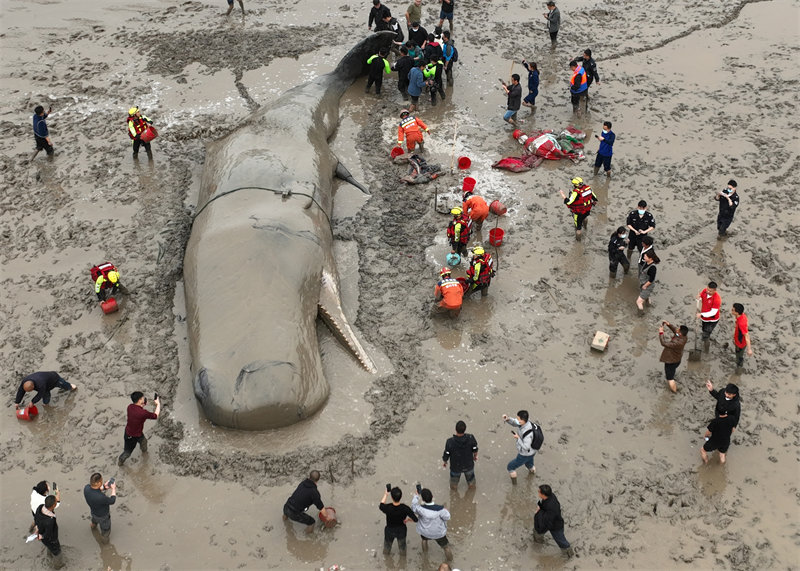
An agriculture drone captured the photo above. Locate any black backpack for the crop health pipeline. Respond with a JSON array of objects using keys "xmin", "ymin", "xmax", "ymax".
[{"xmin": 522, "ymin": 422, "xmax": 544, "ymax": 451}]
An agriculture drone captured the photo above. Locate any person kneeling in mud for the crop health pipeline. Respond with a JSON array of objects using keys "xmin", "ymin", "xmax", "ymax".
[
  {"xmin": 399, "ymin": 153, "xmax": 441, "ymax": 184},
  {"xmin": 433, "ymin": 267, "xmax": 463, "ymax": 317}
]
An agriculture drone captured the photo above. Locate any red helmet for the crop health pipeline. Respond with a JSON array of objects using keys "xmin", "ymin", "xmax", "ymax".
[
  {"xmin": 512, "ymin": 129, "xmax": 523, "ymax": 139},
  {"xmin": 440, "ymin": 267, "xmax": 452, "ymax": 277}
]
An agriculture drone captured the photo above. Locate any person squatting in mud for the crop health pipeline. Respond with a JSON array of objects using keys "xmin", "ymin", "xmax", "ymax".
[
  {"xmin": 466, "ymin": 245, "xmax": 494, "ymax": 297},
  {"xmin": 559, "ymin": 177, "xmax": 597, "ymax": 241},
  {"xmin": 446, "ymin": 206, "xmax": 472, "ymax": 257},
  {"xmin": 283, "ymin": 470, "xmax": 326, "ymax": 533},
  {"xmin": 433, "ymin": 267, "xmax": 463, "ymax": 317},
  {"xmin": 14, "ymin": 371, "xmax": 77, "ymax": 410},
  {"xmin": 379, "ymin": 485, "xmax": 418, "ymax": 556}
]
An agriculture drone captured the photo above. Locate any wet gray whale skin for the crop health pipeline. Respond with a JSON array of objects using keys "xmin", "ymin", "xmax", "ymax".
[{"xmin": 185, "ymin": 33, "xmax": 391, "ymax": 430}]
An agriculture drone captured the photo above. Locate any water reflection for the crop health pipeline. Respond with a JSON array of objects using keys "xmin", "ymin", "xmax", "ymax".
[{"xmin": 99, "ymin": 542, "xmax": 133, "ymax": 571}]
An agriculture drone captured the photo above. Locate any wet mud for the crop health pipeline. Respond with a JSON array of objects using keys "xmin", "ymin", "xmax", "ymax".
[{"xmin": 1, "ymin": 0, "xmax": 798, "ymax": 569}]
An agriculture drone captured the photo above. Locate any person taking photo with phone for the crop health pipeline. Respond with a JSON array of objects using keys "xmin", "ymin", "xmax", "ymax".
[{"xmin": 118, "ymin": 391, "xmax": 160, "ymax": 466}]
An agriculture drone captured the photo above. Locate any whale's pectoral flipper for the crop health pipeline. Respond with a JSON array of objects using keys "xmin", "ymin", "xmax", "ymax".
[
  {"xmin": 335, "ymin": 162, "xmax": 370, "ymax": 195},
  {"xmin": 318, "ymin": 269, "xmax": 377, "ymax": 373}
]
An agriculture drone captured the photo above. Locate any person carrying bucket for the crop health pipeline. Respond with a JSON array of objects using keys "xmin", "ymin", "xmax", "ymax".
[
  {"xmin": 446, "ymin": 207, "xmax": 472, "ymax": 257},
  {"xmin": 559, "ymin": 177, "xmax": 597, "ymax": 241},
  {"xmin": 462, "ymin": 188, "xmax": 489, "ymax": 231},
  {"xmin": 92, "ymin": 263, "xmax": 123, "ymax": 302},
  {"xmin": 433, "ymin": 267, "xmax": 463, "ymax": 317},
  {"xmin": 127, "ymin": 106, "xmax": 154, "ymax": 159},
  {"xmin": 397, "ymin": 109, "xmax": 430, "ymax": 153},
  {"xmin": 14, "ymin": 371, "xmax": 77, "ymax": 410},
  {"xmin": 467, "ymin": 245, "xmax": 495, "ymax": 297}
]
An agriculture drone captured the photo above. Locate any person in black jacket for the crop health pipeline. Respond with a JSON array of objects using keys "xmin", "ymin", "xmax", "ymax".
[
  {"xmin": 34, "ymin": 495, "xmax": 64, "ymax": 568},
  {"xmin": 393, "ymin": 46, "xmax": 415, "ymax": 99},
  {"xmin": 368, "ymin": 0, "xmax": 391, "ymax": 30},
  {"xmin": 626, "ymin": 200, "xmax": 656, "ymax": 256},
  {"xmin": 442, "ymin": 420, "xmax": 479, "ymax": 489},
  {"xmin": 283, "ymin": 470, "xmax": 325, "ymax": 533},
  {"xmin": 705, "ymin": 380, "xmax": 741, "ymax": 429},
  {"xmin": 533, "ymin": 485, "xmax": 574, "ymax": 557},
  {"xmin": 715, "ymin": 179, "xmax": 740, "ymax": 237},
  {"xmin": 577, "ymin": 49, "xmax": 600, "ymax": 92},
  {"xmin": 14, "ymin": 371, "xmax": 76, "ymax": 409},
  {"xmin": 608, "ymin": 226, "xmax": 630, "ymax": 277},
  {"xmin": 701, "ymin": 409, "xmax": 736, "ymax": 464},
  {"xmin": 379, "ymin": 486, "xmax": 418, "ymax": 555}
]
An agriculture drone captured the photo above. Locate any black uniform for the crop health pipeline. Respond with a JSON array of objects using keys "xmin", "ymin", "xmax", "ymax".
[
  {"xmin": 717, "ymin": 190, "xmax": 739, "ymax": 235},
  {"xmin": 626, "ymin": 210, "xmax": 656, "ymax": 252},
  {"xmin": 582, "ymin": 57, "xmax": 600, "ymax": 87},
  {"xmin": 608, "ymin": 233, "xmax": 630, "ymax": 275}
]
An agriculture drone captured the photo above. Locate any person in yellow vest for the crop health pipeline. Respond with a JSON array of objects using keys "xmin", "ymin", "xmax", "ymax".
[
  {"xmin": 365, "ymin": 48, "xmax": 392, "ymax": 95},
  {"xmin": 95, "ymin": 269, "xmax": 122, "ymax": 302},
  {"xmin": 127, "ymin": 107, "xmax": 153, "ymax": 159}
]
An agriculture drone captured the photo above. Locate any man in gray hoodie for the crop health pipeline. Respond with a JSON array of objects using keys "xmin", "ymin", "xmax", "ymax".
[
  {"xmin": 503, "ymin": 410, "xmax": 536, "ymax": 483},
  {"xmin": 411, "ymin": 487, "xmax": 453, "ymax": 561}
]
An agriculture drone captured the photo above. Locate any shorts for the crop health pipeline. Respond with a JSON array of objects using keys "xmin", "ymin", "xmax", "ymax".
[
  {"xmin": 421, "ymin": 535, "xmax": 449, "ymax": 547},
  {"xmin": 664, "ymin": 361, "xmax": 680, "ymax": 380},
  {"xmin": 503, "ymin": 110, "xmax": 518, "ymax": 122},
  {"xmin": 638, "ymin": 283, "xmax": 654, "ymax": 300},
  {"xmin": 703, "ymin": 439, "xmax": 730, "ymax": 454},
  {"xmin": 439, "ymin": 9, "xmax": 453, "ymax": 20}
]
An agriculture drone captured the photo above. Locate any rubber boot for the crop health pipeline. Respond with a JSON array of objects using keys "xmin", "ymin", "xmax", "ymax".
[
  {"xmin": 575, "ymin": 229, "xmax": 582, "ymax": 241},
  {"xmin": 418, "ymin": 141, "xmax": 425, "ymax": 153},
  {"xmin": 562, "ymin": 546, "xmax": 575, "ymax": 557},
  {"xmin": 533, "ymin": 531, "xmax": 547, "ymax": 544},
  {"xmin": 118, "ymin": 451, "xmax": 131, "ymax": 466}
]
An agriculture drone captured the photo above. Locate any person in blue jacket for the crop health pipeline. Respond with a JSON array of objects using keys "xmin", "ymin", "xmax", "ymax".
[
  {"xmin": 407, "ymin": 60, "xmax": 428, "ymax": 112},
  {"xmin": 521, "ymin": 60, "xmax": 539, "ymax": 108},
  {"xmin": 593, "ymin": 120, "xmax": 615, "ymax": 176}
]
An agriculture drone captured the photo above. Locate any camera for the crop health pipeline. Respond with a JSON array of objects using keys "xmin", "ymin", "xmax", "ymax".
[
  {"xmin": 386, "ymin": 483, "xmax": 392, "ymax": 492},
  {"xmin": 415, "ymin": 483, "xmax": 422, "ymax": 494}
]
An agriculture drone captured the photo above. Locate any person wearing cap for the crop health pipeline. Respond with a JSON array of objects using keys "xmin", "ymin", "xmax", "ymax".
[
  {"xmin": 715, "ymin": 179, "xmax": 740, "ymax": 237},
  {"xmin": 446, "ymin": 207, "xmax": 472, "ymax": 256},
  {"xmin": 118, "ymin": 391, "xmax": 161, "ymax": 466},
  {"xmin": 365, "ymin": 47, "xmax": 392, "ymax": 95},
  {"xmin": 501, "ymin": 74, "xmax": 522, "ymax": 127},
  {"xmin": 626, "ymin": 200, "xmax": 656, "ymax": 255},
  {"xmin": 568, "ymin": 60, "xmax": 588, "ymax": 115},
  {"xmin": 700, "ymin": 408, "xmax": 736, "ymax": 465},
  {"xmin": 696, "ymin": 281, "xmax": 722, "ymax": 347},
  {"xmin": 126, "ymin": 107, "xmax": 153, "ymax": 159},
  {"xmin": 730, "ymin": 303, "xmax": 753, "ymax": 369},
  {"xmin": 31, "ymin": 105, "xmax": 55, "ymax": 160},
  {"xmin": 705, "ymin": 380, "xmax": 741, "ymax": 430},
  {"xmin": 397, "ymin": 110, "xmax": 429, "ymax": 152},
  {"xmin": 658, "ymin": 321, "xmax": 688, "ymax": 393},
  {"xmin": 544, "ymin": 1, "xmax": 560, "ymax": 45},
  {"xmin": 593, "ymin": 120, "xmax": 614, "ymax": 177},
  {"xmin": 14, "ymin": 372, "xmax": 76, "ymax": 410},
  {"xmin": 433, "ymin": 267, "xmax": 463, "ymax": 317},
  {"xmin": 462, "ymin": 190, "xmax": 489, "ymax": 231},
  {"xmin": 405, "ymin": 0, "xmax": 422, "ymax": 33},
  {"xmin": 368, "ymin": 0, "xmax": 391, "ymax": 30},
  {"xmin": 467, "ymin": 245, "xmax": 494, "ymax": 296},
  {"xmin": 559, "ymin": 177, "xmax": 597, "ymax": 240},
  {"xmin": 407, "ymin": 60, "xmax": 428, "ymax": 112}
]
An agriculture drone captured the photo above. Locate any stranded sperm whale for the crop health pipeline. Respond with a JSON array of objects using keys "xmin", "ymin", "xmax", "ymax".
[{"xmin": 184, "ymin": 33, "xmax": 392, "ymax": 430}]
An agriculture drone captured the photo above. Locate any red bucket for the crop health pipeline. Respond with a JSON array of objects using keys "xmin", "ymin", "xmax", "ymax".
[
  {"xmin": 462, "ymin": 177, "xmax": 476, "ymax": 192},
  {"xmin": 140, "ymin": 126, "xmax": 158, "ymax": 143},
  {"xmin": 489, "ymin": 200, "xmax": 507, "ymax": 216},
  {"xmin": 489, "ymin": 228, "xmax": 504, "ymax": 246},
  {"xmin": 16, "ymin": 405, "xmax": 39, "ymax": 421},
  {"xmin": 457, "ymin": 156, "xmax": 471, "ymax": 170},
  {"xmin": 390, "ymin": 146, "xmax": 404, "ymax": 159},
  {"xmin": 319, "ymin": 507, "xmax": 337, "ymax": 528},
  {"xmin": 101, "ymin": 297, "xmax": 119, "ymax": 315}
]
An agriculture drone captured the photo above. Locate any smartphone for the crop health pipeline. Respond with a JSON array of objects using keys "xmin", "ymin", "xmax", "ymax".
[
  {"xmin": 53, "ymin": 482, "xmax": 57, "ymax": 490},
  {"xmin": 386, "ymin": 483, "xmax": 392, "ymax": 492},
  {"xmin": 108, "ymin": 477, "xmax": 115, "ymax": 486},
  {"xmin": 511, "ymin": 430, "xmax": 516, "ymax": 434},
  {"xmin": 415, "ymin": 483, "xmax": 422, "ymax": 494},
  {"xmin": 154, "ymin": 392, "xmax": 159, "ymax": 401}
]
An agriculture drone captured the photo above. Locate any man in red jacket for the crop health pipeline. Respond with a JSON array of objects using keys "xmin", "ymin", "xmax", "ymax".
[{"xmin": 696, "ymin": 281, "xmax": 722, "ymax": 349}]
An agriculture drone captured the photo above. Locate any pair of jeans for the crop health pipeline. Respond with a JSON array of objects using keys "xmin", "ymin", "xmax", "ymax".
[
  {"xmin": 549, "ymin": 528, "xmax": 570, "ymax": 548},
  {"xmin": 41, "ymin": 377, "xmax": 72, "ymax": 404},
  {"xmin": 449, "ymin": 468, "xmax": 475, "ymax": 487},
  {"xmin": 384, "ymin": 525, "xmax": 408, "ymax": 554},
  {"xmin": 507, "ymin": 452, "xmax": 535, "ymax": 472}
]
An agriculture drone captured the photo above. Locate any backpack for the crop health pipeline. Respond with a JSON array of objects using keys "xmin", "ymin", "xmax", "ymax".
[{"xmin": 522, "ymin": 422, "xmax": 544, "ymax": 451}]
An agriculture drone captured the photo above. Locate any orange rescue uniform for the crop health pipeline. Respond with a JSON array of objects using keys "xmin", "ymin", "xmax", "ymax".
[
  {"xmin": 435, "ymin": 277, "xmax": 464, "ymax": 310},
  {"xmin": 397, "ymin": 116, "xmax": 429, "ymax": 151},
  {"xmin": 463, "ymin": 194, "xmax": 490, "ymax": 225}
]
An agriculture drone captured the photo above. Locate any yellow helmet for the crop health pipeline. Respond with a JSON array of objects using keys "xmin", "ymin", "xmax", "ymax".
[
  {"xmin": 128, "ymin": 107, "xmax": 139, "ymax": 116},
  {"xmin": 472, "ymin": 246, "xmax": 485, "ymax": 255},
  {"xmin": 107, "ymin": 271, "xmax": 119, "ymax": 283},
  {"xmin": 450, "ymin": 207, "xmax": 462, "ymax": 216},
  {"xmin": 571, "ymin": 177, "xmax": 583, "ymax": 186}
]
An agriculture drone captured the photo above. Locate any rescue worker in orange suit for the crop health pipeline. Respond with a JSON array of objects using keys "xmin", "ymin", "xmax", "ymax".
[
  {"xmin": 397, "ymin": 109, "xmax": 430, "ymax": 153},
  {"xmin": 462, "ymin": 191, "xmax": 489, "ymax": 231},
  {"xmin": 467, "ymin": 245, "xmax": 495, "ymax": 297},
  {"xmin": 447, "ymin": 207, "xmax": 472, "ymax": 257},
  {"xmin": 559, "ymin": 177, "xmax": 597, "ymax": 240},
  {"xmin": 93, "ymin": 265, "xmax": 122, "ymax": 302},
  {"xmin": 127, "ymin": 107, "xmax": 153, "ymax": 159},
  {"xmin": 434, "ymin": 267, "xmax": 463, "ymax": 317}
]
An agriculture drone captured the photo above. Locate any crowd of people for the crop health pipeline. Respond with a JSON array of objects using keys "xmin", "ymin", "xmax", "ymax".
[{"xmin": 18, "ymin": 0, "xmax": 759, "ymax": 568}]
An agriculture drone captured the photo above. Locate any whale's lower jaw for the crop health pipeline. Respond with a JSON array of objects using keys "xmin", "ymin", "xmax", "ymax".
[{"xmin": 194, "ymin": 360, "xmax": 329, "ymax": 431}]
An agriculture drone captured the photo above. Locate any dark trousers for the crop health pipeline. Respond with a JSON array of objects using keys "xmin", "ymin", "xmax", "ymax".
[
  {"xmin": 664, "ymin": 361, "xmax": 680, "ymax": 380},
  {"xmin": 570, "ymin": 91, "xmax": 587, "ymax": 112},
  {"xmin": 430, "ymin": 80, "xmax": 446, "ymax": 105},
  {"xmin": 445, "ymin": 63, "xmax": 455, "ymax": 86},
  {"xmin": 119, "ymin": 432, "xmax": 147, "ymax": 464},
  {"xmin": 717, "ymin": 214, "xmax": 734, "ymax": 235},
  {"xmin": 398, "ymin": 78, "xmax": 409, "ymax": 96},
  {"xmin": 594, "ymin": 153, "xmax": 612, "ymax": 172},
  {"xmin": 366, "ymin": 74, "xmax": 384, "ymax": 94},
  {"xmin": 283, "ymin": 502, "xmax": 315, "ymax": 526},
  {"xmin": 627, "ymin": 233, "xmax": 647, "ymax": 252},
  {"xmin": 35, "ymin": 136, "xmax": 54, "ymax": 155},
  {"xmin": 609, "ymin": 250, "xmax": 630, "ymax": 274},
  {"xmin": 384, "ymin": 525, "xmax": 408, "ymax": 554},
  {"xmin": 701, "ymin": 320, "xmax": 718, "ymax": 340},
  {"xmin": 550, "ymin": 528, "xmax": 571, "ymax": 548},
  {"xmin": 132, "ymin": 138, "xmax": 152, "ymax": 156},
  {"xmin": 573, "ymin": 211, "xmax": 590, "ymax": 229},
  {"xmin": 735, "ymin": 346, "xmax": 745, "ymax": 367},
  {"xmin": 450, "ymin": 240, "xmax": 468, "ymax": 256},
  {"xmin": 549, "ymin": 31, "xmax": 558, "ymax": 43}
]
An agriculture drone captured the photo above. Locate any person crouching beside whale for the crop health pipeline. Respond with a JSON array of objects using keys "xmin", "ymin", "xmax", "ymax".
[
  {"xmin": 365, "ymin": 47, "xmax": 391, "ymax": 95},
  {"xmin": 397, "ymin": 109, "xmax": 429, "ymax": 153}
]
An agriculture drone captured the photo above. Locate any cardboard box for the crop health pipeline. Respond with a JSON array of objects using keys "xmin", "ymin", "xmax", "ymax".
[{"xmin": 591, "ymin": 331, "xmax": 609, "ymax": 352}]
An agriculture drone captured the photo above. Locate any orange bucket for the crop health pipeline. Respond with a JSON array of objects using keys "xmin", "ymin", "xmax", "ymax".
[
  {"xmin": 489, "ymin": 228, "xmax": 504, "ymax": 246},
  {"xmin": 319, "ymin": 507, "xmax": 337, "ymax": 528},
  {"xmin": 489, "ymin": 200, "xmax": 507, "ymax": 216},
  {"xmin": 140, "ymin": 126, "xmax": 158, "ymax": 143},
  {"xmin": 390, "ymin": 146, "xmax": 405, "ymax": 158},
  {"xmin": 457, "ymin": 156, "xmax": 471, "ymax": 169},
  {"xmin": 101, "ymin": 297, "xmax": 118, "ymax": 315},
  {"xmin": 16, "ymin": 405, "xmax": 39, "ymax": 421},
  {"xmin": 462, "ymin": 177, "xmax": 476, "ymax": 192}
]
